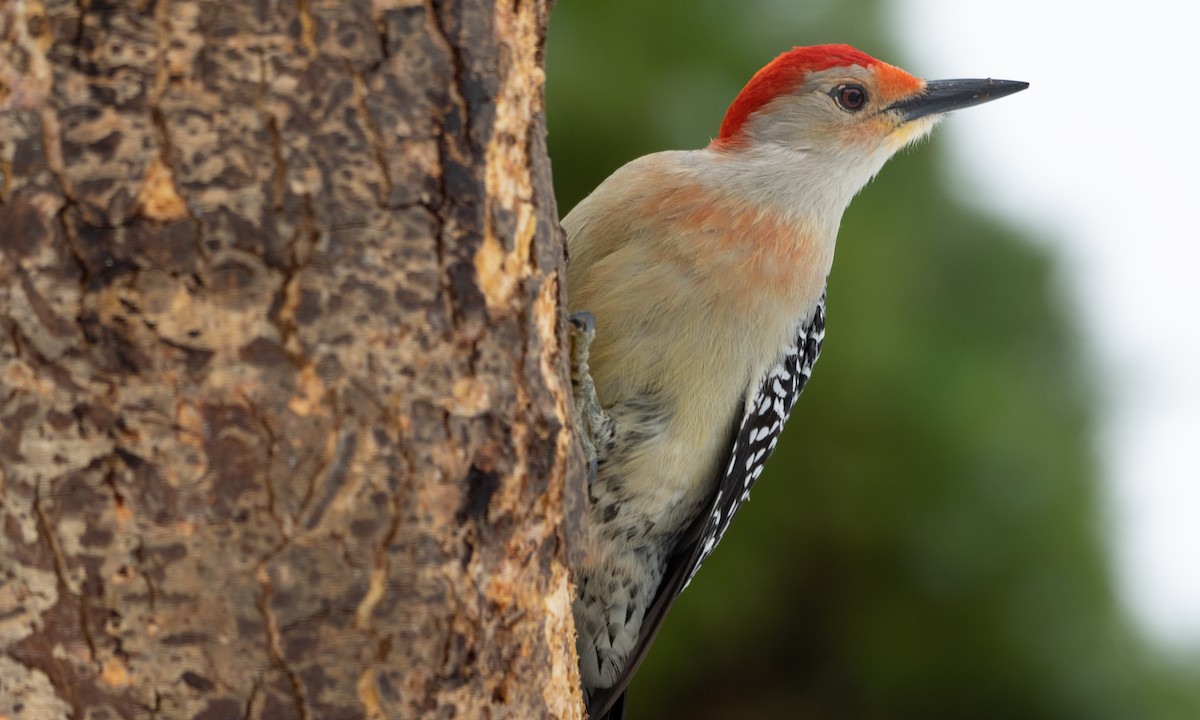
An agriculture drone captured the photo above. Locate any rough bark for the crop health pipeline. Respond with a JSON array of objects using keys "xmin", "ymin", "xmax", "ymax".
[{"xmin": 0, "ymin": 0, "xmax": 583, "ymax": 718}]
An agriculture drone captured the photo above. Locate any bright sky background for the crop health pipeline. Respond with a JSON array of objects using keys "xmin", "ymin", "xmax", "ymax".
[{"xmin": 889, "ymin": 0, "xmax": 1200, "ymax": 646}]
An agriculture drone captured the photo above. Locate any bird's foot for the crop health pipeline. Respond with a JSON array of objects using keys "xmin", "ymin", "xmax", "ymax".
[{"xmin": 569, "ymin": 311, "xmax": 615, "ymax": 485}]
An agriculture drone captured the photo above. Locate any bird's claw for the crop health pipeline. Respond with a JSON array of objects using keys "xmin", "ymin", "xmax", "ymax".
[{"xmin": 569, "ymin": 310, "xmax": 595, "ymax": 336}]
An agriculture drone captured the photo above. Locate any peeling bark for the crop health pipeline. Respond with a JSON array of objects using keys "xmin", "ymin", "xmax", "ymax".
[{"xmin": 0, "ymin": 0, "xmax": 583, "ymax": 718}]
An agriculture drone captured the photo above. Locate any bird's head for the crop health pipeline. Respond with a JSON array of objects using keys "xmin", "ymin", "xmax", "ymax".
[{"xmin": 713, "ymin": 44, "xmax": 1027, "ymax": 179}]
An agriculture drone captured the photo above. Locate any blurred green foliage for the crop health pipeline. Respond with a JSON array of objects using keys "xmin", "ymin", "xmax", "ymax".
[{"xmin": 545, "ymin": 2, "xmax": 1200, "ymax": 718}]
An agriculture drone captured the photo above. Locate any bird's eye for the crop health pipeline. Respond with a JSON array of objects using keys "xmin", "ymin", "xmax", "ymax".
[{"xmin": 835, "ymin": 85, "xmax": 868, "ymax": 112}]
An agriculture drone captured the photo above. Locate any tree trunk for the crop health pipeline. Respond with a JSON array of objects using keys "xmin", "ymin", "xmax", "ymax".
[{"xmin": 0, "ymin": 0, "xmax": 583, "ymax": 718}]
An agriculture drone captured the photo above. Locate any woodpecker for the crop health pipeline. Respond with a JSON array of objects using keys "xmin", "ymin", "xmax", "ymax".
[{"xmin": 565, "ymin": 44, "xmax": 1027, "ymax": 719}]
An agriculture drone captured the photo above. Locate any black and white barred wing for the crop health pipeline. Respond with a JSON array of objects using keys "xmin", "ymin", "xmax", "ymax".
[{"xmin": 683, "ymin": 288, "xmax": 826, "ymax": 587}]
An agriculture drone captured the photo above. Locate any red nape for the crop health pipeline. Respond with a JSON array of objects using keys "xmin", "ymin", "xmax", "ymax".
[{"xmin": 715, "ymin": 44, "xmax": 879, "ymax": 146}]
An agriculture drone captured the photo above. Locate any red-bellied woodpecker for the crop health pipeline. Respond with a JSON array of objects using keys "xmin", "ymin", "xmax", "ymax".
[{"xmin": 565, "ymin": 44, "xmax": 1027, "ymax": 719}]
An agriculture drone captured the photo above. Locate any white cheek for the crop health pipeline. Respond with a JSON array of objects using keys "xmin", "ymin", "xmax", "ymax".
[{"xmin": 887, "ymin": 115, "xmax": 940, "ymax": 152}]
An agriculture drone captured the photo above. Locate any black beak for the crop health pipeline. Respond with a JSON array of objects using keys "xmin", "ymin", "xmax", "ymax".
[{"xmin": 888, "ymin": 78, "xmax": 1029, "ymax": 123}]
